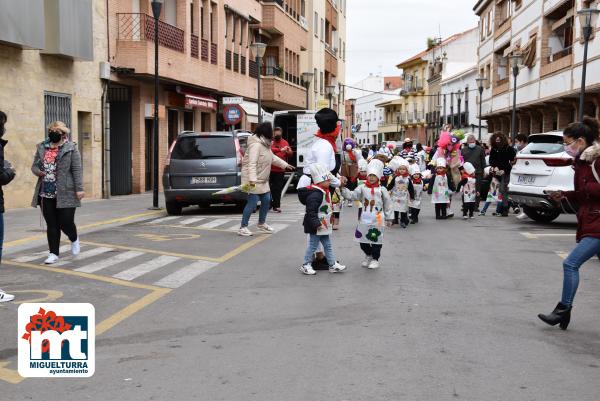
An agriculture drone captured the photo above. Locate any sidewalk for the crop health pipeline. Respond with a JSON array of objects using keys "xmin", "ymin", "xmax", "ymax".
[{"xmin": 3, "ymin": 193, "xmax": 164, "ymax": 255}]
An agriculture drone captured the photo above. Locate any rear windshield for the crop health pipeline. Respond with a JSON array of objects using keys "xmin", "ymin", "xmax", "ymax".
[
  {"xmin": 237, "ymin": 135, "xmax": 250, "ymax": 155},
  {"xmin": 521, "ymin": 135, "xmax": 564, "ymax": 155},
  {"xmin": 171, "ymin": 136, "xmax": 235, "ymax": 160}
]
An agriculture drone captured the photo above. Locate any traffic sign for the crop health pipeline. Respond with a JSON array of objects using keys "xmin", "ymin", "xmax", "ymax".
[
  {"xmin": 223, "ymin": 97, "xmax": 244, "ymax": 105},
  {"xmin": 223, "ymin": 104, "xmax": 244, "ymax": 126}
]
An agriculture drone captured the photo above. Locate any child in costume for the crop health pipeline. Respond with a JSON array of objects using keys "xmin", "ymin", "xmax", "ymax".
[
  {"xmin": 341, "ymin": 138, "xmax": 363, "ymax": 208},
  {"xmin": 331, "ymin": 184, "xmax": 342, "ymax": 230},
  {"xmin": 356, "ymin": 159, "xmax": 368, "ymax": 220},
  {"xmin": 428, "ymin": 158, "xmax": 456, "ymax": 220},
  {"xmin": 297, "ymin": 163, "xmax": 346, "ymax": 275},
  {"xmin": 387, "ymin": 157, "xmax": 414, "ymax": 228},
  {"xmin": 408, "ymin": 164, "xmax": 423, "ymax": 224},
  {"xmin": 480, "ymin": 167, "xmax": 503, "ymax": 216},
  {"xmin": 456, "ymin": 162, "xmax": 478, "ymax": 219},
  {"xmin": 341, "ymin": 159, "xmax": 393, "ymax": 269}
]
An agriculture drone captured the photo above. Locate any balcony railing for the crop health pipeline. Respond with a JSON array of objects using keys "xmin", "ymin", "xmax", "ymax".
[
  {"xmin": 249, "ymin": 59, "xmax": 259, "ymax": 78},
  {"xmin": 191, "ymin": 34, "xmax": 199, "ymax": 58},
  {"xmin": 233, "ymin": 52, "xmax": 239, "ymax": 72},
  {"xmin": 225, "ymin": 49, "xmax": 232, "ymax": 70},
  {"xmin": 241, "ymin": 55, "xmax": 247, "ymax": 75},
  {"xmin": 117, "ymin": 13, "xmax": 184, "ymax": 53},
  {"xmin": 403, "ymin": 78, "xmax": 424, "ymax": 93},
  {"xmin": 262, "ymin": 65, "xmax": 283, "ymax": 78},
  {"xmin": 201, "ymin": 38, "xmax": 209, "ymax": 61},
  {"xmin": 548, "ymin": 45, "xmax": 572, "ymax": 63},
  {"xmin": 210, "ymin": 43, "xmax": 217, "ymax": 64}
]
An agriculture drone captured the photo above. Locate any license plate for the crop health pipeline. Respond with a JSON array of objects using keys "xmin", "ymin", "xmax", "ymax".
[
  {"xmin": 517, "ymin": 175, "xmax": 536, "ymax": 185},
  {"xmin": 191, "ymin": 176, "xmax": 217, "ymax": 184}
]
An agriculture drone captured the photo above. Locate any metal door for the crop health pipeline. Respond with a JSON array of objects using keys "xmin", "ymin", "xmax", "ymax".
[{"xmin": 109, "ymin": 86, "xmax": 133, "ymax": 195}]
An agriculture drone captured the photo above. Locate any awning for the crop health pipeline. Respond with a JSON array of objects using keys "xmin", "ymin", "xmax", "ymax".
[
  {"xmin": 240, "ymin": 101, "xmax": 269, "ymax": 124},
  {"xmin": 522, "ymin": 35, "xmax": 537, "ymax": 68},
  {"xmin": 184, "ymin": 93, "xmax": 217, "ymax": 112}
]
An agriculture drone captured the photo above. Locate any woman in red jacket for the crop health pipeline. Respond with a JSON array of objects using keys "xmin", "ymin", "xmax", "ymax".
[{"xmin": 539, "ymin": 117, "xmax": 600, "ymax": 330}]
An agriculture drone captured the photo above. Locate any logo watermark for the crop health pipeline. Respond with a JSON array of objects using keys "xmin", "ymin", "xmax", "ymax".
[{"xmin": 18, "ymin": 303, "xmax": 95, "ymax": 378}]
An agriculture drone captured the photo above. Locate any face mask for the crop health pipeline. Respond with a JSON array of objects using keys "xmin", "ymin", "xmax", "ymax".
[
  {"xmin": 274, "ymin": 135, "xmax": 281, "ymax": 141},
  {"xmin": 468, "ymin": 143, "xmax": 476, "ymax": 149},
  {"xmin": 345, "ymin": 144, "xmax": 353, "ymax": 151},
  {"xmin": 564, "ymin": 141, "xmax": 581, "ymax": 158},
  {"xmin": 48, "ymin": 131, "xmax": 62, "ymax": 143}
]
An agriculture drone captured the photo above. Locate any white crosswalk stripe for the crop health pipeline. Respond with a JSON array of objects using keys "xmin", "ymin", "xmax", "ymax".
[
  {"xmin": 178, "ymin": 217, "xmax": 206, "ymax": 225},
  {"xmin": 12, "ymin": 245, "xmax": 72, "ymax": 263},
  {"xmin": 198, "ymin": 218, "xmax": 234, "ymax": 229},
  {"xmin": 54, "ymin": 247, "xmax": 114, "ymax": 266},
  {"xmin": 113, "ymin": 255, "xmax": 180, "ymax": 281},
  {"xmin": 153, "ymin": 260, "xmax": 219, "ymax": 288},
  {"xmin": 148, "ymin": 216, "xmax": 179, "ymax": 224},
  {"xmin": 75, "ymin": 251, "xmax": 144, "ymax": 273},
  {"xmin": 267, "ymin": 223, "xmax": 289, "ymax": 232}
]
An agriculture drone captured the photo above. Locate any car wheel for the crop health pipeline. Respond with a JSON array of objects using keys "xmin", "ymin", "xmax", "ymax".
[
  {"xmin": 166, "ymin": 201, "xmax": 182, "ymax": 216},
  {"xmin": 198, "ymin": 201, "xmax": 211, "ymax": 210},
  {"xmin": 522, "ymin": 206, "xmax": 560, "ymax": 223}
]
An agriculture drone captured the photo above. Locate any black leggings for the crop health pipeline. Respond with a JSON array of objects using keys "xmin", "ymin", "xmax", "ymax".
[
  {"xmin": 463, "ymin": 202, "xmax": 476, "ymax": 217},
  {"xmin": 435, "ymin": 204, "xmax": 447, "ymax": 219},
  {"xmin": 360, "ymin": 243, "xmax": 382, "ymax": 260},
  {"xmin": 40, "ymin": 197, "xmax": 78, "ymax": 255},
  {"xmin": 409, "ymin": 207, "xmax": 420, "ymax": 223},
  {"xmin": 393, "ymin": 211, "xmax": 409, "ymax": 225}
]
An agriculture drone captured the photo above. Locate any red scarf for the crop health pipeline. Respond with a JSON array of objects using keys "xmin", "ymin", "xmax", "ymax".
[
  {"xmin": 346, "ymin": 149, "xmax": 357, "ymax": 162},
  {"xmin": 315, "ymin": 125, "xmax": 341, "ymax": 152},
  {"xmin": 396, "ymin": 171, "xmax": 409, "ymax": 178},
  {"xmin": 308, "ymin": 185, "xmax": 330, "ymax": 202},
  {"xmin": 364, "ymin": 180, "xmax": 379, "ymax": 195},
  {"xmin": 413, "ymin": 177, "xmax": 422, "ymax": 184},
  {"xmin": 437, "ymin": 170, "xmax": 447, "ymax": 176}
]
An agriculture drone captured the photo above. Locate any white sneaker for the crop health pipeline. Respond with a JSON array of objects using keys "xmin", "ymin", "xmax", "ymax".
[
  {"xmin": 238, "ymin": 227, "xmax": 253, "ymax": 237},
  {"xmin": 71, "ymin": 238, "xmax": 80, "ymax": 256},
  {"xmin": 44, "ymin": 253, "xmax": 59, "ymax": 265},
  {"xmin": 368, "ymin": 259, "xmax": 380, "ymax": 269},
  {"xmin": 298, "ymin": 263, "xmax": 317, "ymax": 275},
  {"xmin": 257, "ymin": 223, "xmax": 274, "ymax": 234},
  {"xmin": 516, "ymin": 212, "xmax": 528, "ymax": 220},
  {"xmin": 463, "ymin": 215, "xmax": 469, "ymax": 220},
  {"xmin": 329, "ymin": 262, "xmax": 347, "ymax": 273},
  {"xmin": 361, "ymin": 256, "xmax": 373, "ymax": 268},
  {"xmin": 0, "ymin": 290, "xmax": 14, "ymax": 303}
]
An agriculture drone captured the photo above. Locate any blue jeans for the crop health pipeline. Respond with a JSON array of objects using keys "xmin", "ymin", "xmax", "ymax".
[
  {"xmin": 561, "ymin": 236, "xmax": 600, "ymax": 306},
  {"xmin": 241, "ymin": 192, "xmax": 271, "ymax": 228},
  {"xmin": 304, "ymin": 234, "xmax": 336, "ymax": 266},
  {"xmin": 480, "ymin": 202, "xmax": 501, "ymax": 214},
  {"xmin": 0, "ymin": 212, "xmax": 3, "ymax": 264}
]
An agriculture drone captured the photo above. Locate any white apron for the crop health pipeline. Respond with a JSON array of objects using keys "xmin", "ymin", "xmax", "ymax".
[
  {"xmin": 462, "ymin": 177, "xmax": 478, "ymax": 203},
  {"xmin": 431, "ymin": 174, "xmax": 450, "ymax": 204},
  {"xmin": 409, "ymin": 181, "xmax": 424, "ymax": 209},
  {"xmin": 391, "ymin": 175, "xmax": 411, "ymax": 213},
  {"xmin": 309, "ymin": 185, "xmax": 334, "ymax": 235},
  {"xmin": 486, "ymin": 177, "xmax": 502, "ymax": 204}
]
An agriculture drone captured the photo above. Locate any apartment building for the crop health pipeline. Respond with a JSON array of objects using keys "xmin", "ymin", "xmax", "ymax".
[
  {"xmin": 109, "ymin": 0, "xmax": 311, "ymax": 195},
  {"xmin": 0, "ymin": 0, "xmax": 106, "ymax": 209},
  {"xmin": 304, "ymin": 0, "xmax": 347, "ymax": 119},
  {"xmin": 474, "ymin": 0, "xmax": 600, "ymax": 138}
]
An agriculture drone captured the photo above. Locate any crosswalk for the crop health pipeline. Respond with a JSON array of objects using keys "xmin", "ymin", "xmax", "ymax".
[{"xmin": 8, "ymin": 210, "xmax": 305, "ymax": 290}]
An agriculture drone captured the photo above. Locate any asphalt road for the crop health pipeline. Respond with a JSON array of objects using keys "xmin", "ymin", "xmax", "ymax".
[{"xmin": 1, "ymin": 197, "xmax": 599, "ymax": 401}]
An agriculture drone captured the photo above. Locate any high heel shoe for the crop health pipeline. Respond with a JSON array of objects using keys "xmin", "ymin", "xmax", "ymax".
[{"xmin": 538, "ymin": 302, "xmax": 572, "ymax": 330}]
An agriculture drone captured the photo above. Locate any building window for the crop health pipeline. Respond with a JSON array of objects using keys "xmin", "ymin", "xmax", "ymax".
[
  {"xmin": 320, "ymin": 71, "xmax": 324, "ymax": 94},
  {"xmin": 487, "ymin": 10, "xmax": 493, "ymax": 35},
  {"xmin": 494, "ymin": 44, "xmax": 510, "ymax": 87},
  {"xmin": 314, "ymin": 68, "xmax": 318, "ymax": 93},
  {"xmin": 542, "ymin": 0, "xmax": 574, "ymax": 65},
  {"xmin": 44, "ymin": 92, "xmax": 71, "ymax": 136},
  {"xmin": 314, "ymin": 12, "xmax": 318, "ymax": 37},
  {"xmin": 301, "ymin": 0, "xmax": 305, "ymax": 17},
  {"xmin": 321, "ymin": 18, "xmax": 325, "ymax": 41},
  {"xmin": 495, "ymin": 0, "xmax": 512, "ymax": 28}
]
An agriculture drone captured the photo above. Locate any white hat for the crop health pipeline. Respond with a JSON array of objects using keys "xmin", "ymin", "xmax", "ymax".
[
  {"xmin": 436, "ymin": 158, "xmax": 447, "ymax": 168},
  {"xmin": 309, "ymin": 163, "xmax": 332, "ymax": 184},
  {"xmin": 409, "ymin": 164, "xmax": 421, "ymax": 176},
  {"xmin": 388, "ymin": 156, "xmax": 410, "ymax": 172},
  {"xmin": 463, "ymin": 162, "xmax": 476, "ymax": 175},
  {"xmin": 358, "ymin": 159, "xmax": 368, "ymax": 172},
  {"xmin": 421, "ymin": 169, "xmax": 432, "ymax": 179},
  {"xmin": 398, "ymin": 157, "xmax": 410, "ymax": 167},
  {"xmin": 484, "ymin": 166, "xmax": 491, "ymax": 177},
  {"xmin": 366, "ymin": 159, "xmax": 384, "ymax": 179}
]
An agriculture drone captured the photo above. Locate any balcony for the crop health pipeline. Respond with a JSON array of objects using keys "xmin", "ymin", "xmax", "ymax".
[
  {"xmin": 191, "ymin": 34, "xmax": 199, "ymax": 58},
  {"xmin": 541, "ymin": 46, "xmax": 573, "ymax": 77},
  {"xmin": 201, "ymin": 38, "xmax": 209, "ymax": 61},
  {"xmin": 261, "ymin": 75, "xmax": 307, "ymax": 109},
  {"xmin": 403, "ymin": 78, "xmax": 424, "ymax": 94},
  {"xmin": 211, "ymin": 43, "xmax": 217, "ymax": 65},
  {"xmin": 325, "ymin": 45, "xmax": 338, "ymax": 76},
  {"xmin": 118, "ymin": 13, "xmax": 184, "ymax": 53},
  {"xmin": 378, "ymin": 122, "xmax": 404, "ymax": 134},
  {"xmin": 493, "ymin": 77, "xmax": 510, "ymax": 96},
  {"xmin": 261, "ymin": 2, "xmax": 308, "ymax": 47}
]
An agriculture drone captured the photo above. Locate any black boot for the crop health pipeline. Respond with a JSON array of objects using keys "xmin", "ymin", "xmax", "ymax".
[{"xmin": 538, "ymin": 302, "xmax": 572, "ymax": 330}]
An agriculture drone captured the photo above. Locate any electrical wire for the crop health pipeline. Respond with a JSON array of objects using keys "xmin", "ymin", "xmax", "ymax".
[{"xmin": 341, "ymin": 83, "xmax": 480, "ymax": 98}]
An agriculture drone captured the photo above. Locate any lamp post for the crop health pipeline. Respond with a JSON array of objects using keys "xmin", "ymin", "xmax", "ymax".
[
  {"xmin": 325, "ymin": 84, "xmax": 336, "ymax": 109},
  {"xmin": 577, "ymin": 8, "xmax": 600, "ymax": 122},
  {"xmin": 396, "ymin": 113, "xmax": 401, "ymax": 139},
  {"xmin": 509, "ymin": 52, "xmax": 523, "ymax": 143},
  {"xmin": 151, "ymin": 0, "xmax": 163, "ymax": 210},
  {"xmin": 435, "ymin": 104, "xmax": 442, "ymax": 145},
  {"xmin": 475, "ymin": 76, "xmax": 488, "ymax": 142},
  {"xmin": 250, "ymin": 42, "xmax": 267, "ymax": 123},
  {"xmin": 456, "ymin": 89, "xmax": 463, "ymax": 129},
  {"xmin": 301, "ymin": 71, "xmax": 314, "ymax": 111}
]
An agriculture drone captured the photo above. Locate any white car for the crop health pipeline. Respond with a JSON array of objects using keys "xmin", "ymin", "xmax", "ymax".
[{"xmin": 508, "ymin": 131, "xmax": 574, "ymax": 223}]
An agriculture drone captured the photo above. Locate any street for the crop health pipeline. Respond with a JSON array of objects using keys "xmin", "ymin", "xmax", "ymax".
[{"xmin": 1, "ymin": 194, "xmax": 599, "ymax": 400}]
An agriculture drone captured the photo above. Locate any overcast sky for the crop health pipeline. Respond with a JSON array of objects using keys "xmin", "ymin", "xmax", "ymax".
[{"xmin": 346, "ymin": 0, "xmax": 479, "ymax": 84}]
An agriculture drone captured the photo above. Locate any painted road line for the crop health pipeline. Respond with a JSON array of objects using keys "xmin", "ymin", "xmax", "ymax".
[
  {"xmin": 113, "ymin": 255, "xmax": 180, "ymax": 281},
  {"xmin": 148, "ymin": 216, "xmax": 180, "ymax": 224},
  {"xmin": 267, "ymin": 223, "xmax": 289, "ymax": 232},
  {"xmin": 225, "ymin": 222, "xmax": 242, "ymax": 231},
  {"xmin": 556, "ymin": 251, "xmax": 568, "ymax": 260},
  {"xmin": 521, "ymin": 232, "xmax": 575, "ymax": 239},
  {"xmin": 54, "ymin": 247, "xmax": 114, "ymax": 266},
  {"xmin": 179, "ymin": 217, "xmax": 206, "ymax": 225},
  {"xmin": 153, "ymin": 260, "xmax": 219, "ymax": 288},
  {"xmin": 81, "ymin": 240, "xmax": 222, "ymax": 262},
  {"xmin": 199, "ymin": 218, "xmax": 235, "ymax": 228},
  {"xmin": 75, "ymin": 251, "xmax": 144, "ymax": 273},
  {"xmin": 12, "ymin": 245, "xmax": 71, "ymax": 263}
]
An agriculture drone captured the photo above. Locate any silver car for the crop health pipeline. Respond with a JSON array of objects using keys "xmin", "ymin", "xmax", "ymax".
[{"xmin": 162, "ymin": 131, "xmax": 251, "ymax": 215}]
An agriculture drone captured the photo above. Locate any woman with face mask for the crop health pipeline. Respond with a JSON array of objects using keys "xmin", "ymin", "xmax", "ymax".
[
  {"xmin": 488, "ymin": 132, "xmax": 516, "ymax": 216},
  {"xmin": 31, "ymin": 121, "xmax": 84, "ymax": 265},
  {"xmin": 539, "ymin": 117, "xmax": 600, "ymax": 330}
]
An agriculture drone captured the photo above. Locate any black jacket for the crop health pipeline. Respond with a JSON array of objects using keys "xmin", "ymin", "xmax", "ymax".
[
  {"xmin": 461, "ymin": 145, "xmax": 487, "ymax": 173},
  {"xmin": 298, "ymin": 187, "xmax": 325, "ymax": 235},
  {"xmin": 489, "ymin": 145, "xmax": 516, "ymax": 173},
  {"xmin": 427, "ymin": 170, "xmax": 456, "ymax": 195},
  {"xmin": 0, "ymin": 139, "xmax": 16, "ymax": 213}
]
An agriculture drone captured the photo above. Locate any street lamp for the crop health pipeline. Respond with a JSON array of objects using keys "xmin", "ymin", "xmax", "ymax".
[
  {"xmin": 456, "ymin": 89, "xmax": 463, "ymax": 128},
  {"xmin": 249, "ymin": 42, "xmax": 267, "ymax": 123},
  {"xmin": 577, "ymin": 8, "xmax": 600, "ymax": 122},
  {"xmin": 301, "ymin": 72, "xmax": 314, "ymax": 111},
  {"xmin": 151, "ymin": 0, "xmax": 163, "ymax": 210},
  {"xmin": 509, "ymin": 52, "xmax": 523, "ymax": 143},
  {"xmin": 325, "ymin": 85, "xmax": 336, "ymax": 108},
  {"xmin": 475, "ymin": 76, "xmax": 488, "ymax": 142},
  {"xmin": 435, "ymin": 103, "xmax": 443, "ymax": 145}
]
